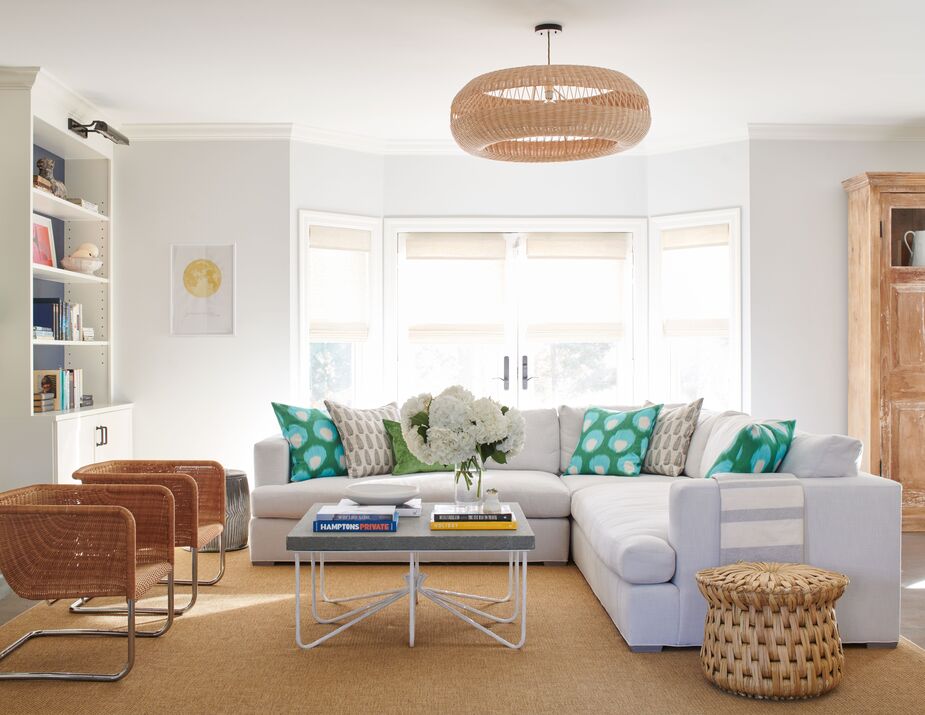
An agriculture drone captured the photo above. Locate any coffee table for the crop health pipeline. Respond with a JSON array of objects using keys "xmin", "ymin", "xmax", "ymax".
[{"xmin": 287, "ymin": 502, "xmax": 535, "ymax": 650}]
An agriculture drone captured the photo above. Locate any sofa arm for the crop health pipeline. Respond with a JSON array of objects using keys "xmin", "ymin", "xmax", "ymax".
[
  {"xmin": 254, "ymin": 436, "xmax": 290, "ymax": 488},
  {"xmin": 668, "ymin": 479, "xmax": 720, "ymax": 645}
]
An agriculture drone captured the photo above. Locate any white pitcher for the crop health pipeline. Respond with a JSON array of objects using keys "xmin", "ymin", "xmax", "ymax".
[{"xmin": 903, "ymin": 230, "xmax": 925, "ymax": 266}]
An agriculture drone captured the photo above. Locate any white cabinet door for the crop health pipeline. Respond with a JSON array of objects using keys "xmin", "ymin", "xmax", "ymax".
[
  {"xmin": 54, "ymin": 417, "xmax": 98, "ymax": 484},
  {"xmin": 93, "ymin": 408, "xmax": 133, "ymax": 462}
]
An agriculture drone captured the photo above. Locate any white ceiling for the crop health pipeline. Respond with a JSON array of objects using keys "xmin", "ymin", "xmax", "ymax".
[{"xmin": 4, "ymin": 0, "xmax": 925, "ymax": 153}]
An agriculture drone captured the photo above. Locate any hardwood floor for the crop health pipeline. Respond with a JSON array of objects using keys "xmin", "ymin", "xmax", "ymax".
[{"xmin": 2, "ymin": 536, "xmax": 924, "ymax": 648}]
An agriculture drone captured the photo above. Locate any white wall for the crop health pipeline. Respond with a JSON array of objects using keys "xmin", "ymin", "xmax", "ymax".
[
  {"xmin": 114, "ymin": 140, "xmax": 292, "ymax": 475},
  {"xmin": 749, "ymin": 139, "xmax": 925, "ymax": 433},
  {"xmin": 384, "ymin": 153, "xmax": 648, "ymax": 216}
]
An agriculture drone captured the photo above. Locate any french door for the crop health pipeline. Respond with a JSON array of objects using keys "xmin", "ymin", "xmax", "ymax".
[{"xmin": 390, "ymin": 221, "xmax": 645, "ymax": 408}]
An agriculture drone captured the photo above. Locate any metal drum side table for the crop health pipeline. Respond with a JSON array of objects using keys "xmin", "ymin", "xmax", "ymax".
[{"xmin": 202, "ymin": 469, "xmax": 250, "ymax": 552}]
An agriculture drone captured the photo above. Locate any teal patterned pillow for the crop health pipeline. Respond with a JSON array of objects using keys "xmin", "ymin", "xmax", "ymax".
[
  {"xmin": 271, "ymin": 402, "xmax": 347, "ymax": 481},
  {"xmin": 566, "ymin": 405, "xmax": 662, "ymax": 476},
  {"xmin": 705, "ymin": 419, "xmax": 796, "ymax": 477}
]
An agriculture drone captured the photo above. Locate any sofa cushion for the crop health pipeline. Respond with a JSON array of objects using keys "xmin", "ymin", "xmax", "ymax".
[
  {"xmin": 566, "ymin": 405, "xmax": 662, "ymax": 476},
  {"xmin": 270, "ymin": 402, "xmax": 347, "ymax": 481},
  {"xmin": 570, "ymin": 483, "xmax": 676, "ymax": 584},
  {"xmin": 684, "ymin": 409, "xmax": 745, "ymax": 478},
  {"xmin": 701, "ymin": 415, "xmax": 795, "ymax": 477},
  {"xmin": 558, "ymin": 404, "xmax": 639, "ymax": 473},
  {"xmin": 489, "ymin": 408, "xmax": 559, "ymax": 473},
  {"xmin": 324, "ymin": 401, "xmax": 400, "ymax": 477},
  {"xmin": 779, "ymin": 431, "xmax": 862, "ymax": 478},
  {"xmin": 383, "ymin": 419, "xmax": 451, "ymax": 475},
  {"xmin": 252, "ymin": 469, "xmax": 571, "ymax": 520},
  {"xmin": 562, "ymin": 473, "xmax": 683, "ymax": 495},
  {"xmin": 643, "ymin": 398, "xmax": 703, "ymax": 477}
]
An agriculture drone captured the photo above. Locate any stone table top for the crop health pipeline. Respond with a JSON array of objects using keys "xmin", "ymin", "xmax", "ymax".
[{"xmin": 287, "ymin": 502, "xmax": 535, "ymax": 553}]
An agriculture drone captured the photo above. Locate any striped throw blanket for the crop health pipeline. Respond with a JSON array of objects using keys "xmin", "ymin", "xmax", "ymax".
[{"xmin": 713, "ymin": 473, "xmax": 804, "ymax": 564}]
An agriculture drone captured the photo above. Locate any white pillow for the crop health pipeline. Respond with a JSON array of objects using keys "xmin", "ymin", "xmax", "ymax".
[
  {"xmin": 779, "ymin": 431, "xmax": 862, "ymax": 478},
  {"xmin": 684, "ymin": 410, "xmax": 744, "ymax": 478}
]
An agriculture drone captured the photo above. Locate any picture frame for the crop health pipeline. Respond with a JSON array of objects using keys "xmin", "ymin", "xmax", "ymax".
[
  {"xmin": 31, "ymin": 214, "xmax": 56, "ymax": 267},
  {"xmin": 170, "ymin": 244, "xmax": 236, "ymax": 336}
]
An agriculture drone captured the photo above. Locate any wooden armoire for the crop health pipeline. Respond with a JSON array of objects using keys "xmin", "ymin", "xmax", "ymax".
[{"xmin": 844, "ymin": 172, "xmax": 925, "ymax": 531}]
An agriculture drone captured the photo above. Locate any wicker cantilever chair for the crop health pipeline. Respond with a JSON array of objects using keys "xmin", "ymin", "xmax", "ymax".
[
  {"xmin": 0, "ymin": 484, "xmax": 175, "ymax": 681},
  {"xmin": 72, "ymin": 460, "xmax": 225, "ymax": 617}
]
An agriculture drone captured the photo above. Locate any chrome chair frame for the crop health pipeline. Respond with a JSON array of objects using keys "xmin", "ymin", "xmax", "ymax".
[{"xmin": 0, "ymin": 575, "xmax": 174, "ymax": 681}]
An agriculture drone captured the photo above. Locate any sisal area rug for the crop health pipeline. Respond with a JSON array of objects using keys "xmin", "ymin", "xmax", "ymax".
[{"xmin": 1, "ymin": 550, "xmax": 923, "ymax": 714}]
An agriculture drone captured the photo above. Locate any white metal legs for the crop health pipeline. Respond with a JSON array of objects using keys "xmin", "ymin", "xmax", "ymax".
[
  {"xmin": 418, "ymin": 552, "xmax": 528, "ymax": 649},
  {"xmin": 294, "ymin": 552, "xmax": 528, "ymax": 650}
]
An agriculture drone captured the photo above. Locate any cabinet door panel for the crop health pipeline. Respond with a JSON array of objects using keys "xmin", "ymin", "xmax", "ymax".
[
  {"xmin": 891, "ymin": 283, "xmax": 925, "ymax": 369},
  {"xmin": 891, "ymin": 401, "xmax": 925, "ymax": 530},
  {"xmin": 94, "ymin": 409, "xmax": 133, "ymax": 462},
  {"xmin": 54, "ymin": 418, "xmax": 98, "ymax": 484}
]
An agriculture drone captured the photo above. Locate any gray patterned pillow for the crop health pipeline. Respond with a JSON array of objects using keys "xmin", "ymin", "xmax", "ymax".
[
  {"xmin": 324, "ymin": 401, "xmax": 400, "ymax": 477},
  {"xmin": 643, "ymin": 398, "xmax": 703, "ymax": 476}
]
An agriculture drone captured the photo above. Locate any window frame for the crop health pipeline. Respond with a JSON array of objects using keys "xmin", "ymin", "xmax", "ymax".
[
  {"xmin": 298, "ymin": 210, "xmax": 383, "ymax": 406},
  {"xmin": 383, "ymin": 217, "xmax": 649, "ymax": 404},
  {"xmin": 647, "ymin": 208, "xmax": 743, "ymax": 410}
]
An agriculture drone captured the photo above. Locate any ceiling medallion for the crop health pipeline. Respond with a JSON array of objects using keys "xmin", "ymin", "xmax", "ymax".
[{"xmin": 451, "ymin": 23, "xmax": 651, "ymax": 162}]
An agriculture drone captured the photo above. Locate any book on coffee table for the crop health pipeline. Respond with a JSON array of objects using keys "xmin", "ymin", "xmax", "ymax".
[{"xmin": 431, "ymin": 504, "xmax": 513, "ymax": 522}]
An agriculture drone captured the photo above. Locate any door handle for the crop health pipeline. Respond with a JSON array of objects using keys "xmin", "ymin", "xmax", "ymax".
[
  {"xmin": 492, "ymin": 355, "xmax": 510, "ymax": 390},
  {"xmin": 522, "ymin": 355, "xmax": 537, "ymax": 390}
]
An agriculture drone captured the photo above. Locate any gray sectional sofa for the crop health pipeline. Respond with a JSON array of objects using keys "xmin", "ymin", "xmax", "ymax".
[{"xmin": 250, "ymin": 406, "xmax": 902, "ymax": 650}]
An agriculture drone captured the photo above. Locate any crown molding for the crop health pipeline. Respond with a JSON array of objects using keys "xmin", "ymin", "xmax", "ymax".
[
  {"xmin": 0, "ymin": 66, "xmax": 39, "ymax": 89},
  {"xmin": 125, "ymin": 123, "xmax": 294, "ymax": 142},
  {"xmin": 749, "ymin": 123, "xmax": 925, "ymax": 142}
]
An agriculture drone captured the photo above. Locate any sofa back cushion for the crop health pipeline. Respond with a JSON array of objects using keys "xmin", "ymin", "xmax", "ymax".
[
  {"xmin": 324, "ymin": 400, "xmax": 400, "ymax": 478},
  {"xmin": 779, "ymin": 431, "xmax": 862, "ymax": 478},
  {"xmin": 558, "ymin": 405, "xmax": 640, "ymax": 473},
  {"xmin": 488, "ymin": 408, "xmax": 559, "ymax": 473}
]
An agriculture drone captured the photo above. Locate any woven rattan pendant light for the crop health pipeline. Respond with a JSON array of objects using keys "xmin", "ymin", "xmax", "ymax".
[{"xmin": 451, "ymin": 24, "xmax": 651, "ymax": 162}]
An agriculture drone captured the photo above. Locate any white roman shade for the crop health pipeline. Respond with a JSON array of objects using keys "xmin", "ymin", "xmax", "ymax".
[
  {"xmin": 402, "ymin": 233, "xmax": 506, "ymax": 260},
  {"xmin": 524, "ymin": 232, "xmax": 630, "ymax": 259},
  {"xmin": 407, "ymin": 323, "xmax": 505, "ymax": 343},
  {"xmin": 662, "ymin": 318, "xmax": 728, "ymax": 337},
  {"xmin": 308, "ymin": 224, "xmax": 372, "ymax": 342},
  {"xmin": 661, "ymin": 224, "xmax": 729, "ymax": 250},
  {"xmin": 526, "ymin": 322, "xmax": 625, "ymax": 342}
]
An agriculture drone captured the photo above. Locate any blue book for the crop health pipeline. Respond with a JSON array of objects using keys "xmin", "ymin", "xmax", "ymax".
[{"xmin": 313, "ymin": 519, "xmax": 397, "ymax": 533}]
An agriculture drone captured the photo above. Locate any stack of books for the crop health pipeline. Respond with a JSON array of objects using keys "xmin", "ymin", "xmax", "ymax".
[
  {"xmin": 33, "ymin": 369, "xmax": 83, "ymax": 411},
  {"xmin": 33, "ymin": 298, "xmax": 85, "ymax": 342},
  {"xmin": 33, "ymin": 392, "xmax": 54, "ymax": 413},
  {"xmin": 33, "ymin": 326, "xmax": 55, "ymax": 341},
  {"xmin": 313, "ymin": 504, "xmax": 399, "ymax": 532},
  {"xmin": 430, "ymin": 504, "xmax": 517, "ymax": 530}
]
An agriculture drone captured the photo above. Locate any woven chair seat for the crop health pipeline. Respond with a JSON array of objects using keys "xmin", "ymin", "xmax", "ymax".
[
  {"xmin": 134, "ymin": 561, "xmax": 173, "ymax": 600},
  {"xmin": 196, "ymin": 522, "xmax": 224, "ymax": 549},
  {"xmin": 696, "ymin": 562, "xmax": 848, "ymax": 700}
]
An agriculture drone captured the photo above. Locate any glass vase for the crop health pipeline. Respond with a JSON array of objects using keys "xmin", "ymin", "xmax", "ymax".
[{"xmin": 454, "ymin": 456, "xmax": 483, "ymax": 510}]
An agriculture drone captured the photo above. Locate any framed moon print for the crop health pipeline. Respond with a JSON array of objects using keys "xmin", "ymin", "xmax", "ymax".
[{"xmin": 170, "ymin": 244, "xmax": 236, "ymax": 336}]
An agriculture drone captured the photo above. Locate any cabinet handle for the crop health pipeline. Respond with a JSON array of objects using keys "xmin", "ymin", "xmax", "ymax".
[
  {"xmin": 95, "ymin": 426, "xmax": 104, "ymax": 447},
  {"xmin": 102, "ymin": 425, "xmax": 108, "ymax": 446}
]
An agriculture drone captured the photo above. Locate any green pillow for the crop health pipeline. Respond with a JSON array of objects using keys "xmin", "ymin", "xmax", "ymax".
[
  {"xmin": 382, "ymin": 419, "xmax": 451, "ymax": 475},
  {"xmin": 566, "ymin": 405, "xmax": 662, "ymax": 476},
  {"xmin": 705, "ymin": 419, "xmax": 796, "ymax": 477},
  {"xmin": 271, "ymin": 402, "xmax": 347, "ymax": 481}
]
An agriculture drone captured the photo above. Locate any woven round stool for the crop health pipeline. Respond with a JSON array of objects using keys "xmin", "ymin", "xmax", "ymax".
[{"xmin": 695, "ymin": 562, "xmax": 848, "ymax": 699}]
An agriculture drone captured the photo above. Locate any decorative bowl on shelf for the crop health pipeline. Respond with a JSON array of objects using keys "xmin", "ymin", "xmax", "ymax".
[{"xmin": 60, "ymin": 256, "xmax": 104, "ymax": 275}]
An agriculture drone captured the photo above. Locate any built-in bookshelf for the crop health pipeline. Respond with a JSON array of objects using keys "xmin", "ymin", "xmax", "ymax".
[{"xmin": 0, "ymin": 67, "xmax": 133, "ymax": 488}]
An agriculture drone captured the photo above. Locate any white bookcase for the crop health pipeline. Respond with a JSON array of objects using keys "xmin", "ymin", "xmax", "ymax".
[{"xmin": 0, "ymin": 67, "xmax": 133, "ymax": 490}]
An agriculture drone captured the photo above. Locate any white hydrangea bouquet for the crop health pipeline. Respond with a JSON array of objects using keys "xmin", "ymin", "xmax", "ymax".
[{"xmin": 400, "ymin": 386, "xmax": 526, "ymax": 505}]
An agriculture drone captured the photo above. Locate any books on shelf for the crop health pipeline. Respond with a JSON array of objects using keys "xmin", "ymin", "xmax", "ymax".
[
  {"xmin": 33, "ymin": 326, "xmax": 55, "ymax": 341},
  {"xmin": 430, "ymin": 504, "xmax": 518, "ymax": 530},
  {"xmin": 314, "ymin": 504, "xmax": 399, "ymax": 533},
  {"xmin": 33, "ymin": 392, "xmax": 54, "ymax": 413},
  {"xmin": 33, "ymin": 368, "xmax": 82, "ymax": 412},
  {"xmin": 33, "ymin": 298, "xmax": 86, "ymax": 342}
]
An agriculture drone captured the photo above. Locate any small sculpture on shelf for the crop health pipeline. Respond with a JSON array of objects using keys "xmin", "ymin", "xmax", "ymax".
[
  {"xmin": 34, "ymin": 157, "xmax": 67, "ymax": 198},
  {"xmin": 61, "ymin": 242, "xmax": 103, "ymax": 276}
]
